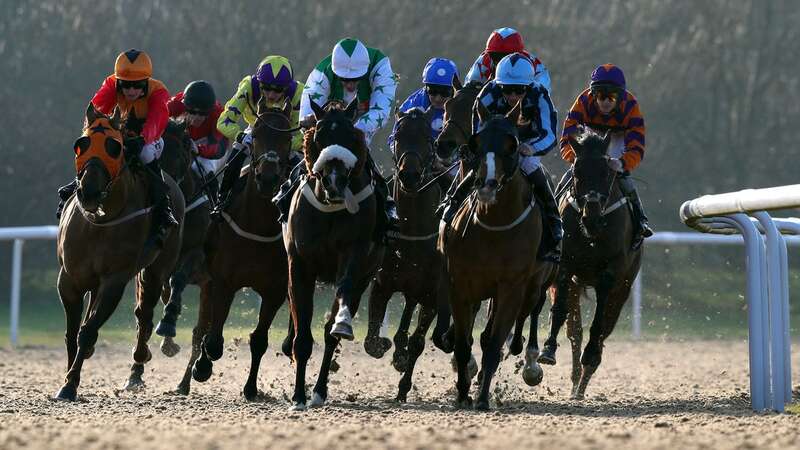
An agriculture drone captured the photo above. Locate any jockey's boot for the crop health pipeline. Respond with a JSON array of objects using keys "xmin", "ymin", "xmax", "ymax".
[
  {"xmin": 145, "ymin": 159, "xmax": 179, "ymax": 248},
  {"xmin": 210, "ymin": 143, "xmax": 247, "ymax": 221},
  {"xmin": 56, "ymin": 178, "xmax": 78, "ymax": 220},
  {"xmin": 527, "ymin": 168, "xmax": 563, "ymax": 263},
  {"xmin": 619, "ymin": 175, "xmax": 653, "ymax": 250},
  {"xmin": 437, "ymin": 170, "xmax": 475, "ymax": 226},
  {"xmin": 273, "ymin": 154, "xmax": 307, "ymax": 223}
]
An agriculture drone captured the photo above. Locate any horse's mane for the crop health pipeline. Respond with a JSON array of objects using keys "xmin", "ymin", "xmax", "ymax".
[
  {"xmin": 303, "ymin": 103, "xmax": 368, "ymax": 176},
  {"xmin": 395, "ymin": 109, "xmax": 430, "ymax": 142},
  {"xmin": 573, "ymin": 126, "xmax": 608, "ymax": 158}
]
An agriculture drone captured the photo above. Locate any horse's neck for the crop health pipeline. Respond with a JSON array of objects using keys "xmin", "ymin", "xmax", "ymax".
[
  {"xmin": 230, "ymin": 173, "xmax": 280, "ymax": 231},
  {"xmin": 97, "ymin": 168, "xmax": 147, "ymax": 220},
  {"xmin": 474, "ymin": 174, "xmax": 531, "ymax": 223},
  {"xmin": 395, "ymin": 183, "xmax": 440, "ymax": 233}
]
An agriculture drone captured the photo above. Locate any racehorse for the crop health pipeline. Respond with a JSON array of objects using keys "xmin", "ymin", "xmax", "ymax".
[
  {"xmin": 285, "ymin": 100, "xmax": 384, "ymax": 410},
  {"xmin": 538, "ymin": 127, "xmax": 643, "ymax": 399},
  {"xmin": 363, "ymin": 108, "xmax": 448, "ymax": 402},
  {"xmin": 439, "ymin": 101, "xmax": 545, "ymax": 409},
  {"xmin": 186, "ymin": 100, "xmax": 294, "ymax": 399},
  {"xmin": 54, "ymin": 104, "xmax": 184, "ymax": 400}
]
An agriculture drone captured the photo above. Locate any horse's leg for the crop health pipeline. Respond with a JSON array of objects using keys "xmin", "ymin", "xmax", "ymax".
[
  {"xmin": 391, "ymin": 297, "xmax": 416, "ymax": 373},
  {"xmin": 280, "ymin": 314, "xmax": 294, "ymax": 359},
  {"xmin": 522, "ymin": 282, "xmax": 549, "ymax": 387},
  {"xmin": 431, "ymin": 269, "xmax": 452, "ymax": 353},
  {"xmin": 125, "ymin": 268, "xmax": 165, "ymax": 391},
  {"xmin": 177, "ymin": 279, "xmax": 211, "ymax": 394},
  {"xmin": 364, "ymin": 278, "xmax": 394, "ymax": 359},
  {"xmin": 242, "ymin": 283, "xmax": 285, "ymax": 400},
  {"xmin": 157, "ymin": 249, "xmax": 199, "ymax": 342},
  {"xmin": 55, "ymin": 275, "xmax": 127, "ymax": 401},
  {"xmin": 565, "ymin": 282, "xmax": 584, "ymax": 390},
  {"xmin": 396, "ymin": 297, "xmax": 436, "ymax": 402},
  {"xmin": 289, "ymin": 256, "xmax": 315, "ymax": 411},
  {"xmin": 310, "ymin": 300, "xmax": 341, "ymax": 407},
  {"xmin": 539, "ymin": 271, "xmax": 571, "ymax": 364},
  {"xmin": 192, "ymin": 280, "xmax": 236, "ymax": 382},
  {"xmin": 329, "ymin": 243, "xmax": 369, "ymax": 340},
  {"xmin": 476, "ymin": 286, "xmax": 523, "ymax": 410},
  {"xmin": 57, "ymin": 269, "xmax": 85, "ymax": 372},
  {"xmin": 450, "ymin": 291, "xmax": 475, "ymax": 408},
  {"xmin": 574, "ymin": 275, "xmax": 632, "ymax": 400},
  {"xmin": 573, "ymin": 272, "xmax": 614, "ymax": 400}
]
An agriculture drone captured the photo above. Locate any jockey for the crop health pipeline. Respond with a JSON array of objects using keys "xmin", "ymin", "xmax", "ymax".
[
  {"xmin": 275, "ymin": 37, "xmax": 398, "ymax": 233},
  {"xmin": 210, "ymin": 55, "xmax": 304, "ymax": 219},
  {"xmin": 387, "ymin": 57, "xmax": 460, "ymax": 147},
  {"xmin": 557, "ymin": 63, "xmax": 653, "ymax": 249},
  {"xmin": 464, "ymin": 27, "xmax": 551, "ymax": 92},
  {"xmin": 56, "ymin": 49, "xmax": 177, "ymax": 246},
  {"xmin": 167, "ymin": 80, "xmax": 228, "ymax": 201},
  {"xmin": 441, "ymin": 53, "xmax": 561, "ymax": 262}
]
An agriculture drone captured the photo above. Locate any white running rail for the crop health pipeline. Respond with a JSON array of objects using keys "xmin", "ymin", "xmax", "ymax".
[{"xmin": 680, "ymin": 184, "xmax": 800, "ymax": 412}]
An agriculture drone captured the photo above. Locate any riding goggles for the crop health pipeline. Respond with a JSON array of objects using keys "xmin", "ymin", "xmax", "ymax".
[
  {"xmin": 591, "ymin": 86, "xmax": 621, "ymax": 101},
  {"xmin": 426, "ymin": 85, "xmax": 454, "ymax": 98},
  {"xmin": 339, "ymin": 76, "xmax": 364, "ymax": 83},
  {"xmin": 500, "ymin": 84, "xmax": 527, "ymax": 96},
  {"xmin": 185, "ymin": 108, "xmax": 210, "ymax": 116},
  {"xmin": 117, "ymin": 79, "xmax": 148, "ymax": 91},
  {"xmin": 260, "ymin": 83, "xmax": 287, "ymax": 94}
]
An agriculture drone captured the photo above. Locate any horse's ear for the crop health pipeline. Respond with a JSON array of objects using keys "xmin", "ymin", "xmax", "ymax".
[
  {"xmin": 109, "ymin": 107, "xmax": 121, "ymax": 130},
  {"xmin": 568, "ymin": 134, "xmax": 584, "ymax": 157},
  {"xmin": 309, "ymin": 96, "xmax": 325, "ymax": 121},
  {"xmin": 344, "ymin": 99, "xmax": 359, "ymax": 122},
  {"xmin": 256, "ymin": 96, "xmax": 268, "ymax": 116},
  {"xmin": 452, "ymin": 75, "xmax": 463, "ymax": 92},
  {"xmin": 475, "ymin": 99, "xmax": 490, "ymax": 124},
  {"xmin": 86, "ymin": 103, "xmax": 99, "ymax": 123},
  {"xmin": 506, "ymin": 99, "xmax": 522, "ymax": 125},
  {"xmin": 282, "ymin": 98, "xmax": 293, "ymax": 118}
]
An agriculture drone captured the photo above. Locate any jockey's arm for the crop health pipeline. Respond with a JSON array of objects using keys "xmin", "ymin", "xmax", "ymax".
[
  {"xmin": 355, "ymin": 57, "xmax": 397, "ymax": 145},
  {"xmin": 526, "ymin": 89, "xmax": 558, "ymax": 156},
  {"xmin": 464, "ymin": 53, "xmax": 490, "ymax": 85},
  {"xmin": 142, "ymin": 87, "xmax": 170, "ymax": 144},
  {"xmin": 90, "ymin": 76, "xmax": 119, "ymax": 116},
  {"xmin": 620, "ymin": 101, "xmax": 646, "ymax": 171},
  {"xmin": 166, "ymin": 92, "xmax": 186, "ymax": 118},
  {"xmin": 216, "ymin": 76, "xmax": 252, "ymax": 142},
  {"xmin": 299, "ymin": 69, "xmax": 331, "ymax": 124},
  {"xmin": 288, "ymin": 82, "xmax": 305, "ymax": 151},
  {"xmin": 559, "ymin": 92, "xmax": 588, "ymax": 165}
]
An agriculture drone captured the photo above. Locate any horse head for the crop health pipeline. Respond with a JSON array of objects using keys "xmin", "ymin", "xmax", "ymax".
[
  {"xmin": 74, "ymin": 103, "xmax": 123, "ymax": 214},
  {"xmin": 251, "ymin": 98, "xmax": 295, "ymax": 197},
  {"xmin": 160, "ymin": 120, "xmax": 192, "ymax": 186},
  {"xmin": 569, "ymin": 126, "xmax": 614, "ymax": 238},
  {"xmin": 393, "ymin": 107, "xmax": 435, "ymax": 192},
  {"xmin": 434, "ymin": 78, "xmax": 477, "ymax": 169},
  {"xmin": 469, "ymin": 100, "xmax": 522, "ymax": 205},
  {"xmin": 305, "ymin": 99, "xmax": 366, "ymax": 204}
]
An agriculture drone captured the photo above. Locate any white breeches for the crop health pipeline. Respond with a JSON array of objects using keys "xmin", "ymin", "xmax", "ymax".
[{"xmin": 139, "ymin": 138, "xmax": 164, "ymax": 164}]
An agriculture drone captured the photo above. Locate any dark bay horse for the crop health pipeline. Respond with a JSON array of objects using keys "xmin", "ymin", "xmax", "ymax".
[
  {"xmin": 538, "ymin": 128, "xmax": 642, "ymax": 399},
  {"xmin": 153, "ymin": 120, "xmax": 213, "ymax": 357},
  {"xmin": 439, "ymin": 102, "xmax": 545, "ymax": 410},
  {"xmin": 285, "ymin": 100, "xmax": 384, "ymax": 410},
  {"xmin": 185, "ymin": 101, "xmax": 295, "ymax": 399},
  {"xmin": 363, "ymin": 108, "xmax": 448, "ymax": 402},
  {"xmin": 55, "ymin": 104, "xmax": 184, "ymax": 400}
]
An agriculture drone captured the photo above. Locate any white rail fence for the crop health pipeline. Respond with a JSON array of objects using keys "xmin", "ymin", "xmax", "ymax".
[{"xmin": 680, "ymin": 184, "xmax": 800, "ymax": 412}]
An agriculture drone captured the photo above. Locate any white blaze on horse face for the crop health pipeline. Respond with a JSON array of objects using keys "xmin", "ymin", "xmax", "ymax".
[{"xmin": 485, "ymin": 152, "xmax": 496, "ymax": 184}]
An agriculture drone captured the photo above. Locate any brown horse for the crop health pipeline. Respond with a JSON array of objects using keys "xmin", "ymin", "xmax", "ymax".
[
  {"xmin": 153, "ymin": 120, "xmax": 214, "ymax": 358},
  {"xmin": 184, "ymin": 101, "xmax": 294, "ymax": 399},
  {"xmin": 285, "ymin": 100, "xmax": 384, "ymax": 410},
  {"xmin": 363, "ymin": 108, "xmax": 448, "ymax": 402},
  {"xmin": 538, "ymin": 128, "xmax": 643, "ymax": 399},
  {"xmin": 439, "ymin": 102, "xmax": 545, "ymax": 410},
  {"xmin": 55, "ymin": 104, "xmax": 184, "ymax": 400},
  {"xmin": 434, "ymin": 79, "xmax": 480, "ymax": 173}
]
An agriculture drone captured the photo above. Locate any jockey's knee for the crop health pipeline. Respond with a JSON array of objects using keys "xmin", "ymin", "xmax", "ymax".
[
  {"xmin": 139, "ymin": 138, "xmax": 164, "ymax": 164},
  {"xmin": 520, "ymin": 155, "xmax": 542, "ymax": 177}
]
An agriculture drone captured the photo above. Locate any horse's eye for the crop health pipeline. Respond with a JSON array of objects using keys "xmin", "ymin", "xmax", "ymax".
[{"xmin": 105, "ymin": 137, "xmax": 122, "ymax": 158}]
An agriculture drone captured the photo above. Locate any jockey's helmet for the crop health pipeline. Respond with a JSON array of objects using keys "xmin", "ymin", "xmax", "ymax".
[
  {"xmin": 331, "ymin": 38, "xmax": 370, "ymax": 79},
  {"xmin": 590, "ymin": 64, "xmax": 626, "ymax": 90},
  {"xmin": 422, "ymin": 58, "xmax": 459, "ymax": 86},
  {"xmin": 495, "ymin": 53, "xmax": 535, "ymax": 86},
  {"xmin": 114, "ymin": 49, "xmax": 152, "ymax": 81},
  {"xmin": 256, "ymin": 55, "xmax": 294, "ymax": 88},
  {"xmin": 183, "ymin": 81, "xmax": 216, "ymax": 112}
]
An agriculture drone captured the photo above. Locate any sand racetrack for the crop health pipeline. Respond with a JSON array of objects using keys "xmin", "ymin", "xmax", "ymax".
[{"xmin": 1, "ymin": 339, "xmax": 798, "ymax": 449}]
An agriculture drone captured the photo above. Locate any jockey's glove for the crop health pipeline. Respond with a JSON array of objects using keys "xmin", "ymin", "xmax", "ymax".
[{"xmin": 607, "ymin": 158, "xmax": 624, "ymax": 173}]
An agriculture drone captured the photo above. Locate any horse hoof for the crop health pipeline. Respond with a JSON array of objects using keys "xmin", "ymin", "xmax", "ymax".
[
  {"xmin": 329, "ymin": 359, "xmax": 340, "ymax": 373},
  {"xmin": 204, "ymin": 336, "xmax": 224, "ymax": 361},
  {"xmin": 175, "ymin": 384, "xmax": 190, "ymax": 396},
  {"xmin": 155, "ymin": 320, "xmax": 177, "ymax": 338},
  {"xmin": 124, "ymin": 378, "xmax": 145, "ymax": 392},
  {"xmin": 364, "ymin": 336, "xmax": 390, "ymax": 359},
  {"xmin": 476, "ymin": 399, "xmax": 491, "ymax": 411},
  {"xmin": 310, "ymin": 392, "xmax": 326, "ymax": 407},
  {"xmin": 160, "ymin": 338, "xmax": 181, "ymax": 357},
  {"xmin": 330, "ymin": 322, "xmax": 354, "ymax": 341},
  {"xmin": 571, "ymin": 391, "xmax": 585, "ymax": 401},
  {"xmin": 54, "ymin": 384, "xmax": 77, "ymax": 401},
  {"xmin": 289, "ymin": 402, "xmax": 307, "ymax": 412},
  {"xmin": 467, "ymin": 355, "xmax": 479, "ymax": 380},
  {"xmin": 192, "ymin": 358, "xmax": 213, "ymax": 383},
  {"xmin": 456, "ymin": 396, "xmax": 473, "ymax": 409},
  {"xmin": 133, "ymin": 346, "xmax": 152, "ymax": 365},
  {"xmin": 537, "ymin": 348, "xmax": 556, "ymax": 365},
  {"xmin": 242, "ymin": 385, "xmax": 258, "ymax": 401},
  {"xmin": 395, "ymin": 392, "xmax": 408, "ymax": 403},
  {"xmin": 281, "ymin": 337, "xmax": 293, "ymax": 359},
  {"xmin": 391, "ymin": 351, "xmax": 409, "ymax": 373},
  {"xmin": 522, "ymin": 364, "xmax": 544, "ymax": 387}
]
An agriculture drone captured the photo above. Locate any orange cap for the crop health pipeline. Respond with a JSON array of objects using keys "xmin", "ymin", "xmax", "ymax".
[{"xmin": 114, "ymin": 49, "xmax": 152, "ymax": 81}]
